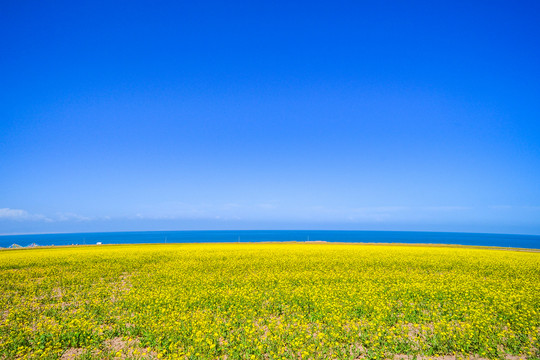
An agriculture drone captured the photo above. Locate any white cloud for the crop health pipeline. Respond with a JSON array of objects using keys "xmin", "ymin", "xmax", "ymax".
[
  {"xmin": 352, "ymin": 206, "xmax": 409, "ymax": 213},
  {"xmin": 0, "ymin": 208, "xmax": 27, "ymax": 219},
  {"xmin": 347, "ymin": 206, "xmax": 408, "ymax": 221},
  {"xmin": 257, "ymin": 203, "xmax": 278, "ymax": 210},
  {"xmin": 0, "ymin": 208, "xmax": 97, "ymax": 222},
  {"xmin": 490, "ymin": 205, "xmax": 540, "ymax": 211},
  {"xmin": 55, "ymin": 212, "xmax": 93, "ymax": 222},
  {"xmin": 300, "ymin": 205, "xmax": 473, "ymax": 223},
  {"xmin": 423, "ymin": 206, "xmax": 471, "ymax": 211},
  {"xmin": 0, "ymin": 208, "xmax": 52, "ymax": 221}
]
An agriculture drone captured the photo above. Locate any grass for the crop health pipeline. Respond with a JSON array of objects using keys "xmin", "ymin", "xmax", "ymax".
[{"xmin": 0, "ymin": 243, "xmax": 539, "ymax": 359}]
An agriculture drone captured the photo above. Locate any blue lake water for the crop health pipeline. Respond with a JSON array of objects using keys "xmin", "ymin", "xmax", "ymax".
[{"xmin": 1, "ymin": 230, "xmax": 539, "ymax": 249}]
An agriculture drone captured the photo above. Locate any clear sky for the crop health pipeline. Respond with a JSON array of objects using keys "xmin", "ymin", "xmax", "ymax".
[{"xmin": 1, "ymin": 1, "xmax": 540, "ymax": 235}]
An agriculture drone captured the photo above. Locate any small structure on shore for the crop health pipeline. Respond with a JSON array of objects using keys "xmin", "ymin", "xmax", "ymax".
[
  {"xmin": 8, "ymin": 244, "xmax": 22, "ymax": 249},
  {"xmin": 27, "ymin": 243, "xmax": 39, "ymax": 248}
]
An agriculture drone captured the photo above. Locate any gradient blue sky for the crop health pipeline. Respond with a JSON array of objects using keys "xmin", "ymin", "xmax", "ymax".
[{"xmin": 1, "ymin": 1, "xmax": 540, "ymax": 235}]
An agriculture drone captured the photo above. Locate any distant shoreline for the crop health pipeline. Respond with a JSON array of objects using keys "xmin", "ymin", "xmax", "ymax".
[
  {"xmin": 2, "ymin": 241, "xmax": 539, "ymax": 253},
  {"xmin": 2, "ymin": 230, "xmax": 539, "ymax": 250}
]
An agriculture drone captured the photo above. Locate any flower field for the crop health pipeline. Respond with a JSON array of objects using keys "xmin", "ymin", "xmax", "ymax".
[{"xmin": 0, "ymin": 243, "xmax": 539, "ymax": 360}]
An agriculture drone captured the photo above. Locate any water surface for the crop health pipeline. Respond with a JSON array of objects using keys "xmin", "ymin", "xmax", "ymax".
[{"xmin": 1, "ymin": 230, "xmax": 539, "ymax": 249}]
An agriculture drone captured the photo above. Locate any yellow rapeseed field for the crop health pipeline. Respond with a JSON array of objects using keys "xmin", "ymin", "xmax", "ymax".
[{"xmin": 0, "ymin": 243, "xmax": 539, "ymax": 360}]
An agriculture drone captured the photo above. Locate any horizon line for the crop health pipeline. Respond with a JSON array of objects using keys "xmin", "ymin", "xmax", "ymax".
[{"xmin": 2, "ymin": 229, "xmax": 540, "ymax": 237}]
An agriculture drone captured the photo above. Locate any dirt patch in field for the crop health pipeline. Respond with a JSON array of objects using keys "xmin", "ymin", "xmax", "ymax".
[
  {"xmin": 60, "ymin": 348, "xmax": 84, "ymax": 359},
  {"xmin": 52, "ymin": 286, "xmax": 64, "ymax": 298},
  {"xmin": 391, "ymin": 355, "xmax": 526, "ymax": 360},
  {"xmin": 110, "ymin": 273, "xmax": 134, "ymax": 303},
  {"xmin": 404, "ymin": 322, "xmax": 434, "ymax": 340},
  {"xmin": 0, "ymin": 310, "xmax": 8, "ymax": 322},
  {"xmin": 104, "ymin": 336, "xmax": 158, "ymax": 359}
]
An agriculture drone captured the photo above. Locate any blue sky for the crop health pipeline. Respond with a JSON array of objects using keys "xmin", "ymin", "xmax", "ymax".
[{"xmin": 1, "ymin": 1, "xmax": 540, "ymax": 235}]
